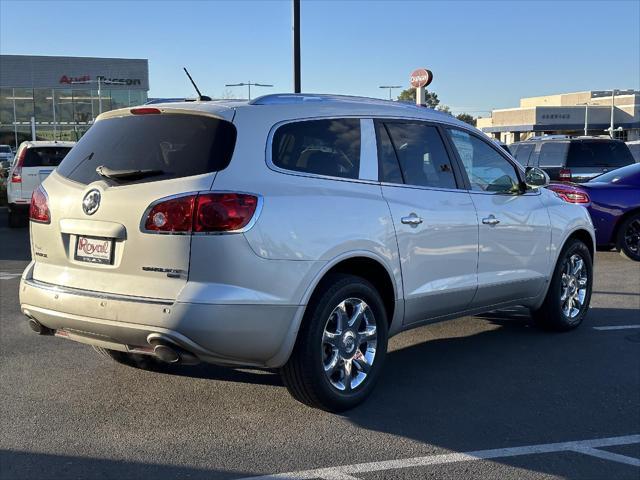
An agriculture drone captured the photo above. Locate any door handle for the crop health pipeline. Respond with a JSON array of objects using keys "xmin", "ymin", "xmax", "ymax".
[
  {"xmin": 482, "ymin": 215, "xmax": 500, "ymax": 226},
  {"xmin": 401, "ymin": 213, "xmax": 423, "ymax": 226}
]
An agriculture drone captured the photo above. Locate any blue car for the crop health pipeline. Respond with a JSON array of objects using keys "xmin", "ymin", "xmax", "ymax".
[{"xmin": 548, "ymin": 163, "xmax": 640, "ymax": 261}]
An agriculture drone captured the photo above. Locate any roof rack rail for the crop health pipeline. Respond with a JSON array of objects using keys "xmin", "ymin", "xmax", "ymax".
[{"xmin": 249, "ymin": 93, "xmax": 422, "ymax": 108}]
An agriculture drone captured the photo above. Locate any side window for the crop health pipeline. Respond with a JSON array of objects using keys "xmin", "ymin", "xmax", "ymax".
[
  {"xmin": 447, "ymin": 128, "xmax": 521, "ymax": 193},
  {"xmin": 513, "ymin": 143, "xmax": 535, "ymax": 166},
  {"xmin": 538, "ymin": 142, "xmax": 569, "ymax": 167},
  {"xmin": 378, "ymin": 121, "xmax": 457, "ymax": 189},
  {"xmin": 271, "ymin": 119, "xmax": 361, "ymax": 179},
  {"xmin": 375, "ymin": 122, "xmax": 403, "ymax": 184}
]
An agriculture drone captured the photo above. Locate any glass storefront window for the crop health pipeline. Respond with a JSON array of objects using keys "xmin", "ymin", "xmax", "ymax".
[
  {"xmin": 34, "ymin": 89, "xmax": 54, "ymax": 125},
  {"xmin": 73, "ymin": 89, "xmax": 93, "ymax": 124},
  {"xmin": 111, "ymin": 90, "xmax": 129, "ymax": 110},
  {"xmin": 0, "ymin": 88, "xmax": 13, "ymax": 126},
  {"xmin": 13, "ymin": 88, "xmax": 34, "ymax": 123},
  {"xmin": 55, "ymin": 89, "xmax": 74, "ymax": 124},
  {"xmin": 129, "ymin": 90, "xmax": 146, "ymax": 106}
]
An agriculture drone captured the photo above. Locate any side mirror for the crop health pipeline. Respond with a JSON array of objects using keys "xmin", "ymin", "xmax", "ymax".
[{"xmin": 525, "ymin": 167, "xmax": 550, "ymax": 189}]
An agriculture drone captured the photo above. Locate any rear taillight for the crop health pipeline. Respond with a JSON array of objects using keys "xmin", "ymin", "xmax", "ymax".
[
  {"xmin": 559, "ymin": 168, "xmax": 572, "ymax": 181},
  {"xmin": 547, "ymin": 185, "xmax": 590, "ymax": 204},
  {"xmin": 29, "ymin": 185, "xmax": 51, "ymax": 224},
  {"xmin": 143, "ymin": 193, "xmax": 259, "ymax": 233},
  {"xmin": 11, "ymin": 147, "xmax": 26, "ymax": 183}
]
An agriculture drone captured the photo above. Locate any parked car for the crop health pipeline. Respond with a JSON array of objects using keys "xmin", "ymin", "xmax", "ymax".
[
  {"xmin": 547, "ymin": 162, "xmax": 640, "ymax": 261},
  {"xmin": 20, "ymin": 95, "xmax": 595, "ymax": 411},
  {"xmin": 0, "ymin": 144, "xmax": 14, "ymax": 164},
  {"xmin": 510, "ymin": 136, "xmax": 635, "ymax": 183},
  {"xmin": 626, "ymin": 140, "xmax": 640, "ymax": 163},
  {"xmin": 7, "ymin": 140, "xmax": 75, "ymax": 227}
]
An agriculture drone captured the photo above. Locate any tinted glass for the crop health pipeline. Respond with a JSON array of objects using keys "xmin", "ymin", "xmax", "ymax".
[
  {"xmin": 538, "ymin": 142, "xmax": 569, "ymax": 167},
  {"xmin": 375, "ymin": 122, "xmax": 403, "ymax": 184},
  {"xmin": 0, "ymin": 146, "xmax": 11, "ymax": 153},
  {"xmin": 57, "ymin": 114, "xmax": 237, "ymax": 185},
  {"xmin": 567, "ymin": 140, "xmax": 635, "ymax": 168},
  {"xmin": 381, "ymin": 122, "xmax": 456, "ymax": 189},
  {"xmin": 513, "ymin": 143, "xmax": 535, "ymax": 166},
  {"xmin": 23, "ymin": 147, "xmax": 71, "ymax": 167},
  {"xmin": 272, "ymin": 119, "xmax": 360, "ymax": 179},
  {"xmin": 447, "ymin": 128, "xmax": 521, "ymax": 193}
]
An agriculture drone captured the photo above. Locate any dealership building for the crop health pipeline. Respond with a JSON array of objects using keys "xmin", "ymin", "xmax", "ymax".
[
  {"xmin": 477, "ymin": 90, "xmax": 640, "ymax": 144},
  {"xmin": 0, "ymin": 55, "xmax": 149, "ymax": 147}
]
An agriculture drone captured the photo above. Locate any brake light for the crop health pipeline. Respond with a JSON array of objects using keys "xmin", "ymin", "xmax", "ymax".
[
  {"xmin": 547, "ymin": 185, "xmax": 590, "ymax": 204},
  {"xmin": 29, "ymin": 185, "xmax": 51, "ymax": 223},
  {"xmin": 130, "ymin": 107, "xmax": 161, "ymax": 115},
  {"xmin": 559, "ymin": 168, "xmax": 572, "ymax": 181},
  {"xmin": 11, "ymin": 147, "xmax": 26, "ymax": 183},
  {"xmin": 143, "ymin": 193, "xmax": 259, "ymax": 233}
]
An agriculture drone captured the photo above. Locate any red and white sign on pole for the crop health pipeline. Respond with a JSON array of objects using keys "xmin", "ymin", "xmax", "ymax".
[{"xmin": 410, "ymin": 68, "xmax": 433, "ymax": 106}]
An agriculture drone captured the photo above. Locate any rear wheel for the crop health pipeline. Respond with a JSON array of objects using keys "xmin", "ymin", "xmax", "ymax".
[
  {"xmin": 92, "ymin": 346, "xmax": 166, "ymax": 371},
  {"xmin": 617, "ymin": 213, "xmax": 640, "ymax": 262},
  {"xmin": 281, "ymin": 274, "xmax": 388, "ymax": 412},
  {"xmin": 531, "ymin": 238, "xmax": 592, "ymax": 331}
]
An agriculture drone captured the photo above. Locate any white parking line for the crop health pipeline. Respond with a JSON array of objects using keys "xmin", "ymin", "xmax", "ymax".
[
  {"xmin": 0, "ymin": 272, "xmax": 22, "ymax": 280},
  {"xmin": 238, "ymin": 434, "xmax": 640, "ymax": 480},
  {"xmin": 593, "ymin": 325, "xmax": 640, "ymax": 331}
]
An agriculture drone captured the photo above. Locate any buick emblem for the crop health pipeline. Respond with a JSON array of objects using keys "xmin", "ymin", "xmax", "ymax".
[{"xmin": 82, "ymin": 189, "xmax": 101, "ymax": 216}]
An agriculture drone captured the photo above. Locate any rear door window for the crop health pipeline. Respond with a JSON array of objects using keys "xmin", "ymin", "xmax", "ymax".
[
  {"xmin": 23, "ymin": 147, "xmax": 71, "ymax": 167},
  {"xmin": 538, "ymin": 142, "xmax": 569, "ymax": 167},
  {"xmin": 377, "ymin": 121, "xmax": 457, "ymax": 189},
  {"xmin": 56, "ymin": 113, "xmax": 237, "ymax": 185},
  {"xmin": 272, "ymin": 119, "xmax": 361, "ymax": 179},
  {"xmin": 567, "ymin": 141, "xmax": 635, "ymax": 168}
]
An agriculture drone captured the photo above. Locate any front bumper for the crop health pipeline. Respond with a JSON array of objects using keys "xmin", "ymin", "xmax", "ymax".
[{"xmin": 19, "ymin": 265, "xmax": 304, "ymax": 368}]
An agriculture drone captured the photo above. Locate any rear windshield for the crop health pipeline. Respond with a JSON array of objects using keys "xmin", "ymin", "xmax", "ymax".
[
  {"xmin": 56, "ymin": 113, "xmax": 237, "ymax": 185},
  {"xmin": 24, "ymin": 147, "xmax": 71, "ymax": 167},
  {"xmin": 0, "ymin": 146, "xmax": 11, "ymax": 153},
  {"xmin": 567, "ymin": 140, "xmax": 634, "ymax": 168},
  {"xmin": 512, "ymin": 143, "xmax": 535, "ymax": 166}
]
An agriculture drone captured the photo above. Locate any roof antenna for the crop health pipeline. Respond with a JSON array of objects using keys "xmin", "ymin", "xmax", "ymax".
[{"xmin": 183, "ymin": 67, "xmax": 211, "ymax": 101}]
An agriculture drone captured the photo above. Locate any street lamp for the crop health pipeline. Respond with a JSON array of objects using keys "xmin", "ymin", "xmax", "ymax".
[
  {"xmin": 224, "ymin": 82, "xmax": 273, "ymax": 100},
  {"xmin": 379, "ymin": 85, "xmax": 401, "ymax": 101}
]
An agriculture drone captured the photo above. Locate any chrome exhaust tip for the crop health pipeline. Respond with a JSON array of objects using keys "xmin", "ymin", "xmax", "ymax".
[
  {"xmin": 27, "ymin": 318, "xmax": 53, "ymax": 335},
  {"xmin": 153, "ymin": 344, "xmax": 180, "ymax": 363}
]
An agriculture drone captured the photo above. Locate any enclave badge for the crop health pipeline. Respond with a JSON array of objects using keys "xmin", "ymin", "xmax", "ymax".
[{"xmin": 82, "ymin": 189, "xmax": 101, "ymax": 216}]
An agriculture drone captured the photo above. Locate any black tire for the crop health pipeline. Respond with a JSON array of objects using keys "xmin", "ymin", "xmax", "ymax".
[
  {"xmin": 281, "ymin": 273, "xmax": 389, "ymax": 412},
  {"xmin": 531, "ymin": 238, "xmax": 593, "ymax": 331},
  {"xmin": 616, "ymin": 213, "xmax": 640, "ymax": 262},
  {"xmin": 92, "ymin": 345, "xmax": 166, "ymax": 371}
]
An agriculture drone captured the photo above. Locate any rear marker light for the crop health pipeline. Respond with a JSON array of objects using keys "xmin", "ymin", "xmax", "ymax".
[
  {"xmin": 29, "ymin": 185, "xmax": 51, "ymax": 224},
  {"xmin": 143, "ymin": 193, "xmax": 259, "ymax": 234}
]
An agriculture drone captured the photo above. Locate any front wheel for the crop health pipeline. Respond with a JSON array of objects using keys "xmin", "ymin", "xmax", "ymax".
[
  {"xmin": 281, "ymin": 274, "xmax": 388, "ymax": 412},
  {"xmin": 617, "ymin": 213, "xmax": 640, "ymax": 262},
  {"xmin": 531, "ymin": 238, "xmax": 593, "ymax": 331}
]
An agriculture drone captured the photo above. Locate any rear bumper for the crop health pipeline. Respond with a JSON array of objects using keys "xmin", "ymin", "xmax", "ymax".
[{"xmin": 19, "ymin": 266, "xmax": 304, "ymax": 368}]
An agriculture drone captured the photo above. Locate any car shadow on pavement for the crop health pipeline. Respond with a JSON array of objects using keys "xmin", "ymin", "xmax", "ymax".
[
  {"xmin": 342, "ymin": 306, "xmax": 639, "ymax": 457},
  {"xmin": 0, "ymin": 450, "xmax": 249, "ymax": 480},
  {"xmin": 151, "ymin": 362, "xmax": 283, "ymax": 386},
  {"xmin": 0, "ymin": 210, "xmax": 31, "ymax": 262}
]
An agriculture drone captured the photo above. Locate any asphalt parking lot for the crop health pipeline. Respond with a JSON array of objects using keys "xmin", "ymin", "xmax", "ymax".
[{"xmin": 1, "ymin": 206, "xmax": 639, "ymax": 480}]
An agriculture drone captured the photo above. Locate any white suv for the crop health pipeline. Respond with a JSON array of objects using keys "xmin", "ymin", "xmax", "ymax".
[
  {"xmin": 7, "ymin": 140, "xmax": 75, "ymax": 227},
  {"xmin": 20, "ymin": 95, "xmax": 595, "ymax": 411}
]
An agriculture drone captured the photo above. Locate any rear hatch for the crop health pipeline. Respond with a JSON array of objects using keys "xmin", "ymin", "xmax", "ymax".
[
  {"xmin": 567, "ymin": 140, "xmax": 635, "ymax": 183},
  {"xmin": 30, "ymin": 107, "xmax": 237, "ymax": 300}
]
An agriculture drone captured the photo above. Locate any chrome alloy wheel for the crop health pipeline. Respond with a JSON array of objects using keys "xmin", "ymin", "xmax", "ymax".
[
  {"xmin": 560, "ymin": 253, "xmax": 588, "ymax": 318},
  {"xmin": 322, "ymin": 298, "xmax": 377, "ymax": 392},
  {"xmin": 624, "ymin": 218, "xmax": 640, "ymax": 257}
]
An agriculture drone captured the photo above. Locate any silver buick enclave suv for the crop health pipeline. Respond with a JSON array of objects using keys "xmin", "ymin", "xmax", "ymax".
[{"xmin": 20, "ymin": 94, "xmax": 595, "ymax": 411}]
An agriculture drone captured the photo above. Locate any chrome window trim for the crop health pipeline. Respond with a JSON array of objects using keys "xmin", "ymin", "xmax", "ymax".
[
  {"xmin": 139, "ymin": 190, "xmax": 264, "ymax": 236},
  {"xmin": 24, "ymin": 278, "xmax": 174, "ymax": 305}
]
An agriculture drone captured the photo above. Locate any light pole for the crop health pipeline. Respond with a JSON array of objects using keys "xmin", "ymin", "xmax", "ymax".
[
  {"xmin": 224, "ymin": 82, "xmax": 273, "ymax": 100},
  {"xmin": 577, "ymin": 102, "xmax": 590, "ymax": 136},
  {"xmin": 292, "ymin": 0, "xmax": 301, "ymax": 93},
  {"xmin": 379, "ymin": 85, "xmax": 401, "ymax": 100}
]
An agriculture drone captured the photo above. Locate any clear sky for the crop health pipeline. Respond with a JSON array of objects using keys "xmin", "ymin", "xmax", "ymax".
[{"xmin": 1, "ymin": 0, "xmax": 638, "ymax": 116}]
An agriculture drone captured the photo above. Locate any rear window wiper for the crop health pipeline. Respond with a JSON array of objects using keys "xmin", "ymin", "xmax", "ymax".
[{"xmin": 96, "ymin": 165, "xmax": 165, "ymax": 181}]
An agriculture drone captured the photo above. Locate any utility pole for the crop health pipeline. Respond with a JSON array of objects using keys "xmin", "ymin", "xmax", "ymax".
[
  {"xmin": 293, "ymin": 0, "xmax": 301, "ymax": 93},
  {"xmin": 224, "ymin": 82, "xmax": 273, "ymax": 100},
  {"xmin": 379, "ymin": 85, "xmax": 401, "ymax": 100}
]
